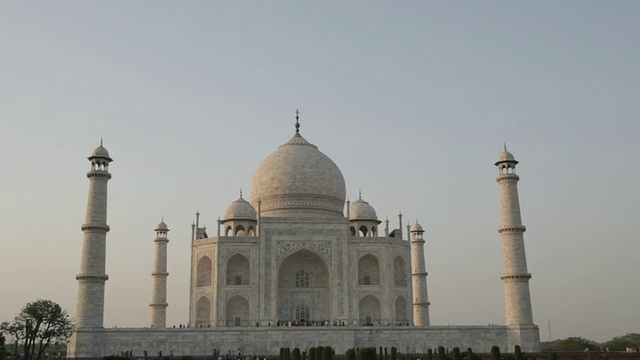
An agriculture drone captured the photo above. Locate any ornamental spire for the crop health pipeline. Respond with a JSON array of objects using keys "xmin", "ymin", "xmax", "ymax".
[{"xmin": 295, "ymin": 109, "xmax": 300, "ymax": 134}]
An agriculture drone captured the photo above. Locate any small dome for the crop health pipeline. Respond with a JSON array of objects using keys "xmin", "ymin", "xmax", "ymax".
[
  {"xmin": 411, "ymin": 222, "xmax": 424, "ymax": 232},
  {"xmin": 224, "ymin": 196, "xmax": 257, "ymax": 221},
  {"xmin": 495, "ymin": 149, "xmax": 518, "ymax": 166},
  {"xmin": 92, "ymin": 145, "xmax": 110, "ymax": 157},
  {"xmin": 349, "ymin": 198, "xmax": 378, "ymax": 221},
  {"xmin": 156, "ymin": 220, "xmax": 169, "ymax": 231},
  {"xmin": 88, "ymin": 142, "xmax": 113, "ymax": 162}
]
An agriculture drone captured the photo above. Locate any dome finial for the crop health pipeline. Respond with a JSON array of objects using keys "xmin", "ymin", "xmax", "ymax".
[
  {"xmin": 359, "ymin": 189, "xmax": 362, "ymax": 199},
  {"xmin": 240, "ymin": 188, "xmax": 243, "ymax": 198},
  {"xmin": 100, "ymin": 138, "xmax": 103, "ymax": 146},
  {"xmin": 295, "ymin": 109, "xmax": 300, "ymax": 134},
  {"xmin": 504, "ymin": 143, "xmax": 507, "ymax": 151}
]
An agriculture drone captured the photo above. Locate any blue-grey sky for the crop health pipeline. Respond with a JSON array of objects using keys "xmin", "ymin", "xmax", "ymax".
[{"xmin": 1, "ymin": 2, "xmax": 638, "ymax": 342}]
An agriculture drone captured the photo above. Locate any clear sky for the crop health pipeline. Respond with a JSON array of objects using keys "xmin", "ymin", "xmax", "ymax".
[{"xmin": 1, "ymin": 1, "xmax": 638, "ymax": 343}]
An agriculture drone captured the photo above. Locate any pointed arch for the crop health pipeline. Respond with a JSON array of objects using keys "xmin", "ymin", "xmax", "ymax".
[
  {"xmin": 394, "ymin": 256, "xmax": 407, "ymax": 286},
  {"xmin": 225, "ymin": 295, "xmax": 249, "ymax": 327},
  {"xmin": 277, "ymin": 249, "xmax": 330, "ymax": 322},
  {"xmin": 359, "ymin": 225, "xmax": 368, "ymax": 237},
  {"xmin": 235, "ymin": 224, "xmax": 245, "ymax": 236},
  {"xmin": 358, "ymin": 254, "xmax": 380, "ymax": 285},
  {"xmin": 395, "ymin": 295, "xmax": 408, "ymax": 322},
  {"xmin": 226, "ymin": 253, "xmax": 250, "ymax": 285},
  {"xmin": 197, "ymin": 256, "xmax": 212, "ymax": 287},
  {"xmin": 196, "ymin": 296, "xmax": 211, "ymax": 326},
  {"xmin": 359, "ymin": 295, "xmax": 381, "ymax": 326}
]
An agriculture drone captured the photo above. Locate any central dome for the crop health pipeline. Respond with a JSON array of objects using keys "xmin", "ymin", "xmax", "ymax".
[{"xmin": 250, "ymin": 133, "xmax": 346, "ymax": 217}]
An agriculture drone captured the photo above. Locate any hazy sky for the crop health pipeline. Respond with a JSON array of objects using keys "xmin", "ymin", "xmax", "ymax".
[{"xmin": 1, "ymin": 2, "xmax": 638, "ymax": 343}]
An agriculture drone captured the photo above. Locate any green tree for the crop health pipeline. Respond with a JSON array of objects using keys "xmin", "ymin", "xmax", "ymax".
[
  {"xmin": 310, "ymin": 347, "xmax": 316, "ymax": 360},
  {"xmin": 1, "ymin": 300, "xmax": 73, "ymax": 360},
  {"xmin": 604, "ymin": 333, "xmax": 640, "ymax": 352},
  {"xmin": 0, "ymin": 320, "xmax": 24, "ymax": 358},
  {"xmin": 452, "ymin": 348, "xmax": 460, "ymax": 360},
  {"xmin": 490, "ymin": 346, "xmax": 501, "ymax": 360},
  {"xmin": 346, "ymin": 349, "xmax": 356, "ymax": 360},
  {"xmin": 294, "ymin": 348, "xmax": 301, "ymax": 360},
  {"xmin": 357, "ymin": 348, "xmax": 376, "ymax": 360},
  {"xmin": 541, "ymin": 337, "xmax": 598, "ymax": 352},
  {"xmin": 437, "ymin": 347, "xmax": 446, "ymax": 360},
  {"xmin": 514, "ymin": 346, "xmax": 522, "ymax": 360},
  {"xmin": 322, "ymin": 346, "xmax": 333, "ymax": 360},
  {"xmin": 391, "ymin": 347, "xmax": 397, "ymax": 360},
  {"xmin": 0, "ymin": 333, "xmax": 8, "ymax": 360},
  {"xmin": 427, "ymin": 349, "xmax": 432, "ymax": 360}
]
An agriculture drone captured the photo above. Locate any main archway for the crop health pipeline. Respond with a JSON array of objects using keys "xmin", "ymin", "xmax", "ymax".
[{"xmin": 277, "ymin": 249, "xmax": 330, "ymax": 323}]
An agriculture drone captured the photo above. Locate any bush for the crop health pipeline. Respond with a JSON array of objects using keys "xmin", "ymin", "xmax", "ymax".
[
  {"xmin": 452, "ymin": 348, "xmax": 461, "ymax": 360},
  {"xmin": 514, "ymin": 346, "xmax": 522, "ymax": 360},
  {"xmin": 357, "ymin": 348, "xmax": 377, "ymax": 360},
  {"xmin": 322, "ymin": 346, "xmax": 333, "ymax": 360},
  {"xmin": 491, "ymin": 346, "xmax": 501, "ymax": 360},
  {"xmin": 346, "ymin": 349, "xmax": 356, "ymax": 360}
]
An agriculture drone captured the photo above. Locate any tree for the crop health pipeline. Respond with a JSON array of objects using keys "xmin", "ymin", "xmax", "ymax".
[
  {"xmin": 490, "ymin": 346, "xmax": 501, "ymax": 360},
  {"xmin": 346, "ymin": 349, "xmax": 356, "ymax": 360},
  {"xmin": 0, "ymin": 333, "xmax": 8, "ymax": 360},
  {"xmin": 1, "ymin": 300, "xmax": 74, "ymax": 360},
  {"xmin": 541, "ymin": 337, "xmax": 597, "ymax": 352},
  {"xmin": 0, "ymin": 320, "xmax": 24, "ymax": 358},
  {"xmin": 514, "ymin": 346, "xmax": 522, "ymax": 360},
  {"xmin": 452, "ymin": 348, "xmax": 460, "ymax": 360},
  {"xmin": 604, "ymin": 333, "xmax": 640, "ymax": 352},
  {"xmin": 357, "ymin": 348, "xmax": 376, "ymax": 360}
]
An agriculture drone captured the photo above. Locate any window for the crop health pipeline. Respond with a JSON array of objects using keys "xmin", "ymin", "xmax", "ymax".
[
  {"xmin": 295, "ymin": 270, "xmax": 310, "ymax": 288},
  {"xmin": 235, "ymin": 275, "xmax": 242, "ymax": 285},
  {"xmin": 364, "ymin": 276, "xmax": 371, "ymax": 285},
  {"xmin": 295, "ymin": 304, "xmax": 310, "ymax": 321}
]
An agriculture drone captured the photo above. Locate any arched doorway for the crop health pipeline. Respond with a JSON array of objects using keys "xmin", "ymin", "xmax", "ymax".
[
  {"xmin": 225, "ymin": 295, "xmax": 250, "ymax": 327},
  {"xmin": 359, "ymin": 295, "xmax": 381, "ymax": 326},
  {"xmin": 277, "ymin": 249, "xmax": 330, "ymax": 323}
]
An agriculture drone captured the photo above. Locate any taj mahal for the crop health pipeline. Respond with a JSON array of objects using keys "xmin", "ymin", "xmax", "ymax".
[{"xmin": 67, "ymin": 114, "xmax": 540, "ymax": 357}]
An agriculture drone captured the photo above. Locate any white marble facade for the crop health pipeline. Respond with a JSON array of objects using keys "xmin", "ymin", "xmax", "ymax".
[{"xmin": 68, "ymin": 121, "xmax": 540, "ymax": 358}]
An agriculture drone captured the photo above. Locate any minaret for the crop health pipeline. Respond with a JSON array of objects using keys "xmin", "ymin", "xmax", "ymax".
[
  {"xmin": 150, "ymin": 219, "xmax": 170, "ymax": 328},
  {"xmin": 495, "ymin": 148, "xmax": 534, "ymax": 326},
  {"xmin": 410, "ymin": 221, "xmax": 430, "ymax": 326},
  {"xmin": 75, "ymin": 141, "xmax": 113, "ymax": 328}
]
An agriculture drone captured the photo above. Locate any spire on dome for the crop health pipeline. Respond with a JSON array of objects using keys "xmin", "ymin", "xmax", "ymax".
[
  {"xmin": 295, "ymin": 109, "xmax": 300, "ymax": 134},
  {"xmin": 240, "ymin": 188, "xmax": 243, "ymax": 198}
]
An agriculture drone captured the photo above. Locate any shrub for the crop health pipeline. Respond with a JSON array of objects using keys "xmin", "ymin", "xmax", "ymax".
[
  {"xmin": 491, "ymin": 346, "xmax": 501, "ymax": 360},
  {"xmin": 452, "ymin": 348, "xmax": 461, "ymax": 360},
  {"xmin": 357, "ymin": 348, "xmax": 377, "ymax": 360},
  {"xmin": 346, "ymin": 349, "xmax": 357, "ymax": 360}
]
